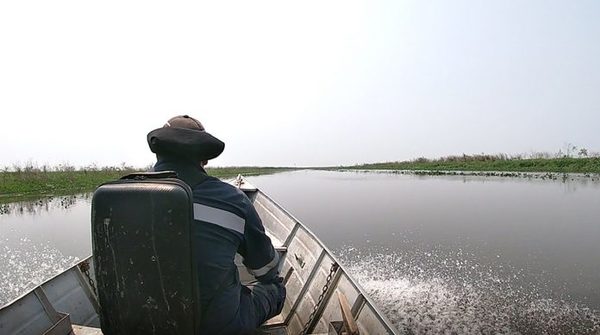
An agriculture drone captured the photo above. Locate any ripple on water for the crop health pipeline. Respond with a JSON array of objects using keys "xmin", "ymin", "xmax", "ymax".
[
  {"xmin": 337, "ymin": 248, "xmax": 600, "ymax": 335},
  {"xmin": 0, "ymin": 237, "xmax": 79, "ymax": 306}
]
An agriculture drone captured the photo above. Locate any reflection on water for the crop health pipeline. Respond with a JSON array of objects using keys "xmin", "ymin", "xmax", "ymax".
[{"xmin": 0, "ymin": 193, "xmax": 90, "ymax": 216}]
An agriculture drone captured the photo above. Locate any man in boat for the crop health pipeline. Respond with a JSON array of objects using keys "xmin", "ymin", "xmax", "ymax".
[{"xmin": 147, "ymin": 115, "xmax": 286, "ymax": 334}]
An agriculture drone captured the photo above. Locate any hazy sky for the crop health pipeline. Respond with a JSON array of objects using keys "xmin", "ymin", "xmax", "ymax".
[{"xmin": 1, "ymin": 1, "xmax": 599, "ymax": 167}]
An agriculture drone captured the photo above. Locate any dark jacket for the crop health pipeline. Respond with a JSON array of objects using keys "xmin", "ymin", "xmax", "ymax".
[{"xmin": 153, "ymin": 157, "xmax": 280, "ymax": 333}]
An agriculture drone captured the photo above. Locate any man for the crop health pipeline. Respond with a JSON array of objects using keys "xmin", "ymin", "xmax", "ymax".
[{"xmin": 147, "ymin": 115, "xmax": 286, "ymax": 334}]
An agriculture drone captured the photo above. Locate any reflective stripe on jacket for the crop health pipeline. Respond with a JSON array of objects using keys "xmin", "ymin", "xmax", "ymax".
[{"xmin": 153, "ymin": 158, "xmax": 279, "ymax": 331}]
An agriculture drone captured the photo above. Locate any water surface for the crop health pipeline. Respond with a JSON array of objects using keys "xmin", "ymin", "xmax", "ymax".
[
  {"xmin": 1, "ymin": 170, "xmax": 599, "ymax": 334},
  {"xmin": 249, "ymin": 170, "xmax": 600, "ymax": 334},
  {"xmin": 0, "ymin": 194, "xmax": 91, "ymax": 305}
]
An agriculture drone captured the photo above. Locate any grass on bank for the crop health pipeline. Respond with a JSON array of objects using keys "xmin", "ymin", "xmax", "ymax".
[
  {"xmin": 344, "ymin": 155, "xmax": 600, "ymax": 174},
  {"xmin": 0, "ymin": 165, "xmax": 293, "ymax": 202},
  {"xmin": 3, "ymin": 153, "xmax": 599, "ymax": 201}
]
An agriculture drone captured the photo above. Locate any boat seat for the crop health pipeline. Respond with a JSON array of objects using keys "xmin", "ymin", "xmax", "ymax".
[{"xmin": 91, "ymin": 172, "xmax": 200, "ymax": 335}]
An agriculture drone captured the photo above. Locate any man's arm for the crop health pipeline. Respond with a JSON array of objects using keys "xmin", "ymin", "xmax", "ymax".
[{"xmin": 239, "ymin": 204, "xmax": 280, "ymax": 283}]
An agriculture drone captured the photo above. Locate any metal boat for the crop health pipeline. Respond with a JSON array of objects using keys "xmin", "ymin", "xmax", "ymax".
[{"xmin": 0, "ymin": 176, "xmax": 397, "ymax": 335}]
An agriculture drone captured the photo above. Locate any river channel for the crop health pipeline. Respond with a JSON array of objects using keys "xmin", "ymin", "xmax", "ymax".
[{"xmin": 1, "ymin": 170, "xmax": 599, "ymax": 334}]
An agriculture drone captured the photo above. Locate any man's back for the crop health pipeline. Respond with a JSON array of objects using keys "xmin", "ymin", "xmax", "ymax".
[
  {"xmin": 148, "ymin": 115, "xmax": 285, "ymax": 334},
  {"xmin": 191, "ymin": 176, "xmax": 252, "ymax": 328},
  {"xmin": 153, "ymin": 157, "xmax": 284, "ymax": 334}
]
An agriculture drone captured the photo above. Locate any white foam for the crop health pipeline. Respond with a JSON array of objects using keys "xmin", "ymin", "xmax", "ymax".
[
  {"xmin": 339, "ymin": 250, "xmax": 600, "ymax": 335},
  {"xmin": 0, "ymin": 238, "xmax": 79, "ymax": 306}
]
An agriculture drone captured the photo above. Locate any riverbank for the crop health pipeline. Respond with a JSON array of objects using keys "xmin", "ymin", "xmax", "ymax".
[
  {"xmin": 0, "ymin": 167, "xmax": 293, "ymax": 203},
  {"xmin": 341, "ymin": 156, "xmax": 600, "ymax": 174}
]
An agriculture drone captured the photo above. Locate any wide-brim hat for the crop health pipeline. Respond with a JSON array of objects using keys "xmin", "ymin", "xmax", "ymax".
[{"xmin": 147, "ymin": 115, "xmax": 225, "ymax": 161}]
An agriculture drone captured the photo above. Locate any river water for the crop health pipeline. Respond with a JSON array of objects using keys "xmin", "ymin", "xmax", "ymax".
[{"xmin": 1, "ymin": 170, "xmax": 599, "ymax": 334}]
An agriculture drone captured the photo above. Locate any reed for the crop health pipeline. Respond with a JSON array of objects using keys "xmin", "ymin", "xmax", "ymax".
[
  {"xmin": 0, "ymin": 168, "xmax": 132, "ymax": 200},
  {"xmin": 346, "ymin": 156, "xmax": 600, "ymax": 174},
  {"xmin": 0, "ymin": 163, "xmax": 294, "ymax": 202}
]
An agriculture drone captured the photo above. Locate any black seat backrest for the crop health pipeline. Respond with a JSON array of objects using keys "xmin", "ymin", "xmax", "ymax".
[{"xmin": 91, "ymin": 171, "xmax": 199, "ymax": 335}]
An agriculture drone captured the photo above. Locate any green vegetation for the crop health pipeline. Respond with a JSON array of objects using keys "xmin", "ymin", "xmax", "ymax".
[
  {"xmin": 0, "ymin": 163, "xmax": 294, "ymax": 202},
  {"xmin": 0, "ymin": 167, "xmax": 132, "ymax": 202},
  {"xmin": 3, "ymin": 149, "xmax": 598, "ymax": 202},
  {"xmin": 344, "ymin": 155, "xmax": 600, "ymax": 174}
]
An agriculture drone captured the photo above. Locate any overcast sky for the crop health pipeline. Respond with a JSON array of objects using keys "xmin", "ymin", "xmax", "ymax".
[{"xmin": 1, "ymin": 1, "xmax": 599, "ymax": 168}]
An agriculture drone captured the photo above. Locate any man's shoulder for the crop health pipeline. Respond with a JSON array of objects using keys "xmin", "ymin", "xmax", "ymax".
[
  {"xmin": 198, "ymin": 176, "xmax": 245, "ymax": 195},
  {"xmin": 193, "ymin": 177, "xmax": 252, "ymax": 211}
]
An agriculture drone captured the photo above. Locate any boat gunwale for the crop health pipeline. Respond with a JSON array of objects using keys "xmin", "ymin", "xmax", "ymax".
[{"xmin": 0, "ymin": 256, "xmax": 93, "ymax": 310}]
